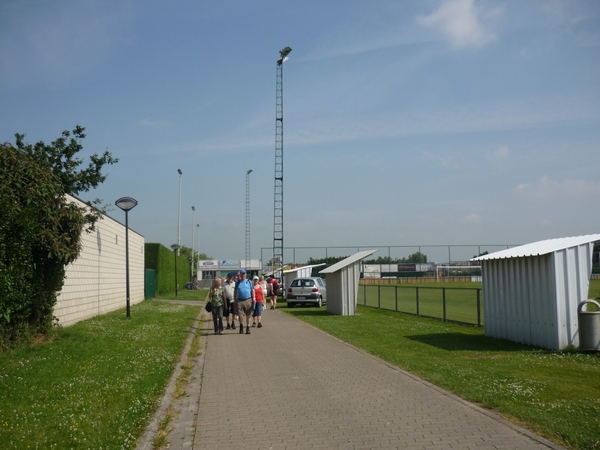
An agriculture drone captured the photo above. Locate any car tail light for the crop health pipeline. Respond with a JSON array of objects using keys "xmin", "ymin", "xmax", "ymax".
[
  {"xmin": 312, "ymin": 288, "xmax": 318, "ymax": 292},
  {"xmin": 288, "ymin": 288, "xmax": 292, "ymax": 292}
]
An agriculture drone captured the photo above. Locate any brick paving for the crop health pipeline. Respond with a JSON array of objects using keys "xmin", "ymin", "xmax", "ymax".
[{"xmin": 138, "ymin": 302, "xmax": 564, "ymax": 450}]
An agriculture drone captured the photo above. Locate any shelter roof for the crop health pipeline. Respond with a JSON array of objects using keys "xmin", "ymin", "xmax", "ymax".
[
  {"xmin": 320, "ymin": 250, "xmax": 377, "ymax": 273},
  {"xmin": 283, "ymin": 264, "xmax": 325, "ymax": 274},
  {"xmin": 472, "ymin": 234, "xmax": 600, "ymax": 261}
]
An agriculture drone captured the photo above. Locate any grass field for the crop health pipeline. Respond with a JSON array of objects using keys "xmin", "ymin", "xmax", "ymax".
[
  {"xmin": 0, "ymin": 300, "xmax": 202, "ymax": 450},
  {"xmin": 359, "ymin": 279, "xmax": 600, "ymax": 326}
]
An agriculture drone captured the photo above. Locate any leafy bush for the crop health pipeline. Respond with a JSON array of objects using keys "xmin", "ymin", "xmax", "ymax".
[{"xmin": 0, "ymin": 127, "xmax": 117, "ymax": 349}]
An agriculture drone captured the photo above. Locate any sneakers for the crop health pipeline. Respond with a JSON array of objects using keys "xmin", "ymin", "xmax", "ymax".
[
  {"xmin": 252, "ymin": 323, "xmax": 256, "ymax": 327},
  {"xmin": 231, "ymin": 323, "xmax": 236, "ymax": 330},
  {"xmin": 219, "ymin": 330, "xmax": 224, "ymax": 335},
  {"xmin": 239, "ymin": 324, "xmax": 244, "ymax": 334},
  {"xmin": 257, "ymin": 322, "xmax": 262, "ymax": 328},
  {"xmin": 246, "ymin": 327, "xmax": 251, "ymax": 334},
  {"xmin": 226, "ymin": 323, "xmax": 231, "ymax": 330}
]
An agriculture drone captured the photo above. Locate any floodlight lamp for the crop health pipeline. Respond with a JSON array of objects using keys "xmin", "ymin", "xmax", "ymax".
[
  {"xmin": 192, "ymin": 206, "xmax": 195, "ymax": 211},
  {"xmin": 115, "ymin": 197, "xmax": 138, "ymax": 212},
  {"xmin": 247, "ymin": 169, "xmax": 253, "ymax": 174},
  {"xmin": 277, "ymin": 46, "xmax": 292, "ymax": 65},
  {"xmin": 177, "ymin": 168, "xmax": 182, "ymax": 175}
]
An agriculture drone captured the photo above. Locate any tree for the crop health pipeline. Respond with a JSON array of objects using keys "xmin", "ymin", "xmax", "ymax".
[
  {"xmin": 0, "ymin": 127, "xmax": 117, "ymax": 348},
  {"xmin": 404, "ymin": 252, "xmax": 427, "ymax": 263}
]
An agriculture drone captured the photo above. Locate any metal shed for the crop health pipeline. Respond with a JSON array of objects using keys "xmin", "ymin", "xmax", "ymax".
[
  {"xmin": 283, "ymin": 264, "xmax": 326, "ymax": 287},
  {"xmin": 472, "ymin": 234, "xmax": 600, "ymax": 350},
  {"xmin": 320, "ymin": 250, "xmax": 376, "ymax": 316}
]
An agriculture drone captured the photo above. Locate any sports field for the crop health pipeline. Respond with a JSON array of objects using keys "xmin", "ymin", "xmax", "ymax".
[{"xmin": 359, "ymin": 279, "xmax": 600, "ymax": 326}]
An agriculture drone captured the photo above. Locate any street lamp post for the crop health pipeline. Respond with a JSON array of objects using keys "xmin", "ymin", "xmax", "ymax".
[
  {"xmin": 115, "ymin": 196, "xmax": 138, "ymax": 318},
  {"xmin": 177, "ymin": 169, "xmax": 182, "ymax": 255},
  {"xmin": 187, "ymin": 256, "xmax": 193, "ymax": 284},
  {"xmin": 171, "ymin": 244, "xmax": 181, "ymax": 296},
  {"xmin": 191, "ymin": 206, "xmax": 195, "ymax": 279}
]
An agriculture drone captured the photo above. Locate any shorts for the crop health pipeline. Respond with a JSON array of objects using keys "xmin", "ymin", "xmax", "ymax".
[
  {"xmin": 253, "ymin": 301, "xmax": 263, "ymax": 317},
  {"xmin": 226, "ymin": 299, "xmax": 237, "ymax": 316},
  {"xmin": 237, "ymin": 299, "xmax": 253, "ymax": 317}
]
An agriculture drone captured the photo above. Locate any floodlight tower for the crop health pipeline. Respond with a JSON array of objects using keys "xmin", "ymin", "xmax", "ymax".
[
  {"xmin": 245, "ymin": 169, "xmax": 253, "ymax": 271},
  {"xmin": 273, "ymin": 46, "xmax": 291, "ymax": 280}
]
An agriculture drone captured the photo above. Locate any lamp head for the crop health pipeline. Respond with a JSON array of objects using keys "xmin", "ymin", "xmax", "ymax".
[
  {"xmin": 115, "ymin": 197, "xmax": 138, "ymax": 212},
  {"xmin": 247, "ymin": 169, "xmax": 253, "ymax": 175},
  {"xmin": 277, "ymin": 46, "xmax": 292, "ymax": 65},
  {"xmin": 177, "ymin": 169, "xmax": 182, "ymax": 175},
  {"xmin": 171, "ymin": 244, "xmax": 181, "ymax": 251}
]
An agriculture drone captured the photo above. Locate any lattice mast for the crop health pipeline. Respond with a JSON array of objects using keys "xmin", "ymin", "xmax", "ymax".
[
  {"xmin": 245, "ymin": 169, "xmax": 252, "ymax": 270},
  {"xmin": 273, "ymin": 46, "xmax": 291, "ymax": 280}
]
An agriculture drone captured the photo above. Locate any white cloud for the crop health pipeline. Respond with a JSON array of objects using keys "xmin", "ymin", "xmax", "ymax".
[
  {"xmin": 491, "ymin": 145, "xmax": 510, "ymax": 160},
  {"xmin": 516, "ymin": 176, "xmax": 600, "ymax": 200},
  {"xmin": 463, "ymin": 213, "xmax": 482, "ymax": 224},
  {"xmin": 416, "ymin": 0, "xmax": 499, "ymax": 50}
]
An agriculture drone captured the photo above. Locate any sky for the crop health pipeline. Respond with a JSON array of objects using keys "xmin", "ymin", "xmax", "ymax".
[{"xmin": 1, "ymin": 0, "xmax": 599, "ymax": 264}]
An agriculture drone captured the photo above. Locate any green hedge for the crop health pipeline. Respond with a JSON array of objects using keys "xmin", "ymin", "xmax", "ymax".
[{"xmin": 145, "ymin": 243, "xmax": 192, "ymax": 296}]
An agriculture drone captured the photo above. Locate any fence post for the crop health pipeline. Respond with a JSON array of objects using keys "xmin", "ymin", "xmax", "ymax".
[
  {"xmin": 477, "ymin": 289, "xmax": 481, "ymax": 326},
  {"xmin": 395, "ymin": 286, "xmax": 398, "ymax": 312},
  {"xmin": 364, "ymin": 284, "xmax": 367, "ymax": 306},
  {"xmin": 416, "ymin": 287, "xmax": 420, "ymax": 316},
  {"xmin": 378, "ymin": 285, "xmax": 381, "ymax": 309},
  {"xmin": 443, "ymin": 288, "xmax": 447, "ymax": 321}
]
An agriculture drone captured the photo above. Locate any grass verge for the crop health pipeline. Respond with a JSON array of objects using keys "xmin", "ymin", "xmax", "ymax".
[
  {"xmin": 0, "ymin": 300, "xmax": 202, "ymax": 449},
  {"xmin": 285, "ymin": 302, "xmax": 600, "ymax": 450},
  {"xmin": 156, "ymin": 289, "xmax": 208, "ymax": 301}
]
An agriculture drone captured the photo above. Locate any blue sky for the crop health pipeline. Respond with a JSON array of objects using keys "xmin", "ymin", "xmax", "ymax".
[{"xmin": 1, "ymin": 0, "xmax": 599, "ymax": 263}]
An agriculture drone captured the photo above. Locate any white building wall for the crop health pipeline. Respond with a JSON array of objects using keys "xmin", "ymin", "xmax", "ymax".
[{"xmin": 54, "ymin": 197, "xmax": 145, "ymax": 327}]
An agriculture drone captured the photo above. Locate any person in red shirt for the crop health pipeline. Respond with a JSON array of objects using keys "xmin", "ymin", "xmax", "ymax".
[{"xmin": 252, "ymin": 276, "xmax": 265, "ymax": 328}]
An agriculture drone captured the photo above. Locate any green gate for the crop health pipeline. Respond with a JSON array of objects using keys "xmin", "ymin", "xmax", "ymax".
[{"xmin": 145, "ymin": 269, "xmax": 156, "ymax": 299}]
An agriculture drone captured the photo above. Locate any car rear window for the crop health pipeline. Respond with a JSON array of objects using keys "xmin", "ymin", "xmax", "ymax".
[{"xmin": 292, "ymin": 279, "xmax": 315, "ymax": 287}]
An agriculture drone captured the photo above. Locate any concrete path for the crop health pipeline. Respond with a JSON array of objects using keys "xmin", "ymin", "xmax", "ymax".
[{"xmin": 139, "ymin": 302, "xmax": 564, "ymax": 450}]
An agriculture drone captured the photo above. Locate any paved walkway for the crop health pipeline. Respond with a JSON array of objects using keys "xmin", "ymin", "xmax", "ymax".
[{"xmin": 138, "ymin": 302, "xmax": 564, "ymax": 450}]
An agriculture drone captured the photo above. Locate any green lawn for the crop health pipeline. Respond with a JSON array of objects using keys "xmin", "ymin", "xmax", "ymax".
[
  {"xmin": 284, "ymin": 284, "xmax": 600, "ymax": 450},
  {"xmin": 0, "ymin": 300, "xmax": 202, "ymax": 450},
  {"xmin": 156, "ymin": 288, "xmax": 208, "ymax": 301},
  {"xmin": 359, "ymin": 279, "xmax": 600, "ymax": 326}
]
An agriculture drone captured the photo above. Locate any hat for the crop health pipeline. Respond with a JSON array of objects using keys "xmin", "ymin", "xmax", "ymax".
[
  {"xmin": 239, "ymin": 269, "xmax": 246, "ymax": 274},
  {"xmin": 253, "ymin": 275, "xmax": 259, "ymax": 280}
]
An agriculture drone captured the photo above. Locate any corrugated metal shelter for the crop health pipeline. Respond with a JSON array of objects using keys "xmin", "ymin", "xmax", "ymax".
[
  {"xmin": 472, "ymin": 234, "xmax": 600, "ymax": 350},
  {"xmin": 320, "ymin": 250, "xmax": 376, "ymax": 315},
  {"xmin": 283, "ymin": 264, "xmax": 326, "ymax": 287}
]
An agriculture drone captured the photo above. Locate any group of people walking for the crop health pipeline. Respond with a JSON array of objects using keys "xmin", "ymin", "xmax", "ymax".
[{"xmin": 207, "ymin": 270, "xmax": 280, "ymax": 335}]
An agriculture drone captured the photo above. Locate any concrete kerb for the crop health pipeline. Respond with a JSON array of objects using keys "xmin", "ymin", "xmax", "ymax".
[{"xmin": 136, "ymin": 299, "xmax": 209, "ymax": 450}]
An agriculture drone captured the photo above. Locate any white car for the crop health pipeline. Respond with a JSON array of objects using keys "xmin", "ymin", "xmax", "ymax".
[{"xmin": 286, "ymin": 277, "xmax": 326, "ymax": 308}]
